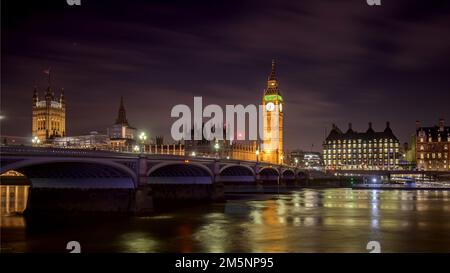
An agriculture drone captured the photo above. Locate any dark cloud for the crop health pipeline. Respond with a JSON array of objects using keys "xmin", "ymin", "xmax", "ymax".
[{"xmin": 1, "ymin": 0, "xmax": 450, "ymax": 150}]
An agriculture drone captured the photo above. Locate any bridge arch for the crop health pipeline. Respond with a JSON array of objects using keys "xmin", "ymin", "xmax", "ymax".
[
  {"xmin": 282, "ymin": 169, "xmax": 295, "ymax": 177},
  {"xmin": 0, "ymin": 157, "xmax": 137, "ymax": 187},
  {"xmin": 219, "ymin": 164, "xmax": 255, "ymax": 176},
  {"xmin": 296, "ymin": 170, "xmax": 309, "ymax": 179},
  {"xmin": 259, "ymin": 167, "xmax": 280, "ymax": 176},
  {"xmin": 147, "ymin": 161, "xmax": 213, "ymax": 177},
  {"xmin": 217, "ymin": 164, "xmax": 255, "ymax": 183},
  {"xmin": 147, "ymin": 161, "xmax": 213, "ymax": 184}
]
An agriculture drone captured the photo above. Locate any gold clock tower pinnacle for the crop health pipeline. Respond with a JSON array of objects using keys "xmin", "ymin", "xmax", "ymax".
[{"xmin": 261, "ymin": 59, "xmax": 284, "ymax": 165}]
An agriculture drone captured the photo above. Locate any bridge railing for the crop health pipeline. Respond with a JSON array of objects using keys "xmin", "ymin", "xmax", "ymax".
[
  {"xmin": 0, "ymin": 145, "xmax": 299, "ymax": 170},
  {"xmin": 0, "ymin": 145, "xmax": 139, "ymax": 158}
]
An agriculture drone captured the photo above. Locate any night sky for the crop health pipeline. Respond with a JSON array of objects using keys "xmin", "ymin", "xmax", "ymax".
[{"xmin": 2, "ymin": 0, "xmax": 450, "ymax": 151}]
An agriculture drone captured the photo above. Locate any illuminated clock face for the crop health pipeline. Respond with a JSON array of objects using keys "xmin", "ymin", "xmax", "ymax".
[
  {"xmin": 279, "ymin": 103, "xmax": 283, "ymax": 112},
  {"xmin": 266, "ymin": 102, "xmax": 275, "ymax": 112}
]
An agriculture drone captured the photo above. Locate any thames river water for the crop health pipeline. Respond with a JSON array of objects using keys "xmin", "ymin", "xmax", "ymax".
[{"xmin": 2, "ymin": 188, "xmax": 450, "ymax": 253}]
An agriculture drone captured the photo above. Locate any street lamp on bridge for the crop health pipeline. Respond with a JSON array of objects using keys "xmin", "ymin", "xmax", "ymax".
[
  {"xmin": 133, "ymin": 145, "xmax": 140, "ymax": 153},
  {"xmin": 139, "ymin": 132, "xmax": 147, "ymax": 153},
  {"xmin": 214, "ymin": 142, "xmax": 220, "ymax": 159},
  {"xmin": 32, "ymin": 136, "xmax": 40, "ymax": 146}
]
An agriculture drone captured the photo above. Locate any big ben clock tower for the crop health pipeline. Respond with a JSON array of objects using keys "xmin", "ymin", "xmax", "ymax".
[{"xmin": 262, "ymin": 60, "xmax": 284, "ymax": 164}]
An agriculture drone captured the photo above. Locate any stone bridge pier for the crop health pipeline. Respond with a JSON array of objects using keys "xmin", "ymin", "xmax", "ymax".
[
  {"xmin": 134, "ymin": 156, "xmax": 153, "ymax": 215},
  {"xmin": 134, "ymin": 157, "xmax": 226, "ymax": 214}
]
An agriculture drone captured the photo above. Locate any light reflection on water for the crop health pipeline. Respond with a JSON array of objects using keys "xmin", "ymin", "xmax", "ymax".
[{"xmin": 2, "ymin": 188, "xmax": 450, "ymax": 253}]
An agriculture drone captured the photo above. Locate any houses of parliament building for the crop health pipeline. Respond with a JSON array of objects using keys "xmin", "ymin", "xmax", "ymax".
[{"xmin": 30, "ymin": 61, "xmax": 285, "ymax": 165}]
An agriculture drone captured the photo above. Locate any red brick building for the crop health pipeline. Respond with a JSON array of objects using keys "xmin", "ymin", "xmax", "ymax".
[{"xmin": 416, "ymin": 119, "xmax": 450, "ymax": 171}]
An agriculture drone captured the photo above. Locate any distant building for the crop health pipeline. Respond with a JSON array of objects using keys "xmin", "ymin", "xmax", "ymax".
[
  {"xmin": 32, "ymin": 79, "xmax": 66, "ymax": 142},
  {"xmin": 52, "ymin": 131, "xmax": 110, "ymax": 150},
  {"xmin": 147, "ymin": 136, "xmax": 184, "ymax": 155},
  {"xmin": 415, "ymin": 118, "xmax": 450, "ymax": 171},
  {"xmin": 107, "ymin": 97, "xmax": 136, "ymax": 151},
  {"xmin": 323, "ymin": 122, "xmax": 400, "ymax": 170},
  {"xmin": 289, "ymin": 150, "xmax": 324, "ymax": 170},
  {"xmin": 1, "ymin": 136, "xmax": 30, "ymax": 146},
  {"xmin": 404, "ymin": 126, "xmax": 419, "ymax": 169},
  {"xmin": 184, "ymin": 124, "xmax": 258, "ymax": 160}
]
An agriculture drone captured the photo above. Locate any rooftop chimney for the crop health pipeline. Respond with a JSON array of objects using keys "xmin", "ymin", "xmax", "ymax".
[
  {"xmin": 439, "ymin": 118, "xmax": 445, "ymax": 132},
  {"xmin": 366, "ymin": 122, "xmax": 374, "ymax": 133}
]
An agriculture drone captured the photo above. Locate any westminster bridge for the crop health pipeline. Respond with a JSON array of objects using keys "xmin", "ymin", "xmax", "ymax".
[{"xmin": 0, "ymin": 146, "xmax": 309, "ymax": 214}]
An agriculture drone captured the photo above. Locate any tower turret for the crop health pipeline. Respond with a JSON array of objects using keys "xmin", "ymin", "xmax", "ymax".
[
  {"xmin": 32, "ymin": 86, "xmax": 39, "ymax": 107},
  {"xmin": 60, "ymin": 88, "xmax": 65, "ymax": 107},
  {"xmin": 115, "ymin": 96, "xmax": 129, "ymax": 126},
  {"xmin": 32, "ymin": 70, "xmax": 66, "ymax": 142},
  {"xmin": 265, "ymin": 59, "xmax": 281, "ymax": 95},
  {"xmin": 44, "ymin": 86, "xmax": 54, "ymax": 102}
]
